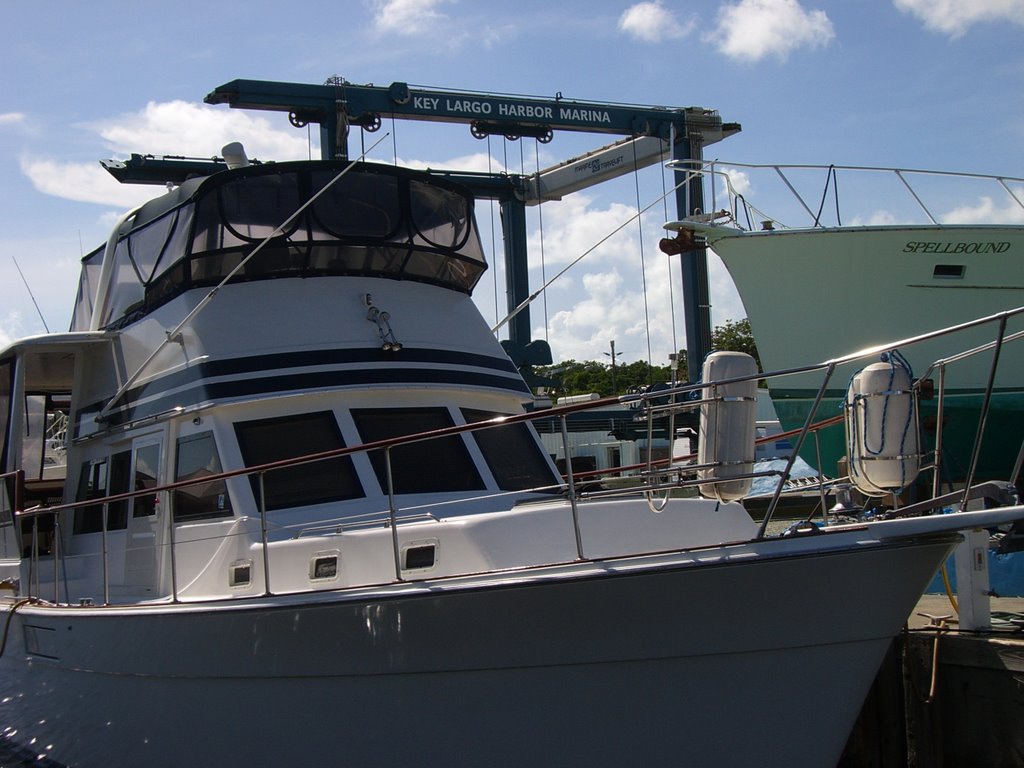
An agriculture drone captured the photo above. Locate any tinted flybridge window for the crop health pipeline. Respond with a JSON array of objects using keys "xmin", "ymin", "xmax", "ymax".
[
  {"xmin": 351, "ymin": 408, "xmax": 484, "ymax": 495},
  {"xmin": 234, "ymin": 412, "xmax": 363, "ymax": 511},
  {"xmin": 462, "ymin": 409, "xmax": 560, "ymax": 492}
]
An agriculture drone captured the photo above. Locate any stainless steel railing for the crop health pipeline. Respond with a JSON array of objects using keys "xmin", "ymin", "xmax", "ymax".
[
  {"xmin": 667, "ymin": 159, "xmax": 1024, "ymax": 230},
  {"xmin": 6, "ymin": 305, "xmax": 1023, "ymax": 606}
]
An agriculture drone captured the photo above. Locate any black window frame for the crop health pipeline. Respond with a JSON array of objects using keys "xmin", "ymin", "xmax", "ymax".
[
  {"xmin": 462, "ymin": 409, "xmax": 560, "ymax": 492},
  {"xmin": 233, "ymin": 411, "xmax": 364, "ymax": 512},
  {"xmin": 173, "ymin": 431, "xmax": 232, "ymax": 522},
  {"xmin": 351, "ymin": 407, "xmax": 485, "ymax": 495}
]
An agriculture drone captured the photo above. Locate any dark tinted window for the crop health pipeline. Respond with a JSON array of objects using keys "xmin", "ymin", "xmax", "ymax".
[
  {"xmin": 173, "ymin": 432, "xmax": 231, "ymax": 521},
  {"xmin": 133, "ymin": 443, "xmax": 160, "ymax": 518},
  {"xmin": 74, "ymin": 459, "xmax": 108, "ymax": 534},
  {"xmin": 0, "ymin": 359, "xmax": 12, "ymax": 471},
  {"xmin": 352, "ymin": 408, "xmax": 484, "ymax": 494},
  {"xmin": 234, "ymin": 412, "xmax": 363, "ymax": 511},
  {"xmin": 106, "ymin": 451, "xmax": 131, "ymax": 530},
  {"xmin": 463, "ymin": 410, "xmax": 559, "ymax": 492}
]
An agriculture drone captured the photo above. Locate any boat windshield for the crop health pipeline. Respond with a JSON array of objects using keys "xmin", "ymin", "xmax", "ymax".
[{"xmin": 78, "ymin": 162, "xmax": 487, "ymax": 330}]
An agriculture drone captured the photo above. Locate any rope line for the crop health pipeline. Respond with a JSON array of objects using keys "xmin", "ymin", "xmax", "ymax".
[
  {"xmin": 490, "ymin": 169, "xmax": 702, "ymax": 334},
  {"xmin": 534, "ymin": 140, "xmax": 549, "ymax": 341},
  {"xmin": 660, "ymin": 140, "xmax": 679, "ymax": 358},
  {"xmin": 487, "ymin": 136, "xmax": 500, "ymax": 333},
  {"xmin": 632, "ymin": 138, "xmax": 654, "ymax": 383}
]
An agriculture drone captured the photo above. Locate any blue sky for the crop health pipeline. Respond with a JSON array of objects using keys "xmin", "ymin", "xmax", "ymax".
[{"xmin": 2, "ymin": 0, "xmax": 1022, "ymax": 366}]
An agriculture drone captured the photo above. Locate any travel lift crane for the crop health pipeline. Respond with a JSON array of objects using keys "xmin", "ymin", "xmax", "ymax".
[{"xmin": 102, "ymin": 77, "xmax": 740, "ymax": 384}]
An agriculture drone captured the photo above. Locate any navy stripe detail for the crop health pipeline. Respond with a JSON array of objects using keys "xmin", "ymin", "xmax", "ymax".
[
  {"xmin": 135, "ymin": 347, "xmax": 520, "ymax": 402},
  {"xmin": 84, "ymin": 363, "xmax": 530, "ymax": 429}
]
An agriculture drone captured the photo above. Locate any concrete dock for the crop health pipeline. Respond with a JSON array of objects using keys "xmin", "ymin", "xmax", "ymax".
[{"xmin": 840, "ymin": 595, "xmax": 1024, "ymax": 767}]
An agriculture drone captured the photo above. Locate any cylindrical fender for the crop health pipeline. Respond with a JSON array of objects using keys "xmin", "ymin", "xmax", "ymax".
[{"xmin": 698, "ymin": 351, "xmax": 758, "ymax": 501}]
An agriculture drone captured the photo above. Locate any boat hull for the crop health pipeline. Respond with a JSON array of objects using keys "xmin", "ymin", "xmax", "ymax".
[
  {"xmin": 709, "ymin": 225, "xmax": 1024, "ymax": 478},
  {"xmin": 0, "ymin": 533, "xmax": 957, "ymax": 767}
]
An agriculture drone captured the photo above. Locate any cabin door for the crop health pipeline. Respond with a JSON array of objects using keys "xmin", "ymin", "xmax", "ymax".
[{"xmin": 123, "ymin": 435, "xmax": 164, "ymax": 595}]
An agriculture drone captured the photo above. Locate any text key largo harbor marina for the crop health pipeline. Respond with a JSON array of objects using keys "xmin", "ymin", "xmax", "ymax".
[{"xmin": 0, "ymin": 78, "xmax": 1023, "ymax": 767}]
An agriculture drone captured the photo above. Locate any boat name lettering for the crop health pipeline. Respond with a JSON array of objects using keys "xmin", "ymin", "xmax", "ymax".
[{"xmin": 903, "ymin": 241, "xmax": 1011, "ymax": 254}]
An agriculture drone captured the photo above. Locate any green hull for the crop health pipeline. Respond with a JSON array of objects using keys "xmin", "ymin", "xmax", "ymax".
[{"xmin": 771, "ymin": 389, "xmax": 1024, "ymax": 485}]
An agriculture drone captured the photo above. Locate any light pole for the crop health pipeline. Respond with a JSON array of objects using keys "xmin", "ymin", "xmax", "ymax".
[{"xmin": 604, "ymin": 340, "xmax": 623, "ymax": 394}]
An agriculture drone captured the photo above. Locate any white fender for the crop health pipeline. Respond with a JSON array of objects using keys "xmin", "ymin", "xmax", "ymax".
[
  {"xmin": 698, "ymin": 352, "xmax": 758, "ymax": 501},
  {"xmin": 845, "ymin": 355, "xmax": 921, "ymax": 496}
]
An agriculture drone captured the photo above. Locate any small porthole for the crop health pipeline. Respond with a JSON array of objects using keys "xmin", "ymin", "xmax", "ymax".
[
  {"xmin": 402, "ymin": 540, "xmax": 438, "ymax": 571},
  {"xmin": 229, "ymin": 559, "xmax": 253, "ymax": 588},
  {"xmin": 933, "ymin": 264, "xmax": 965, "ymax": 279},
  {"xmin": 309, "ymin": 550, "xmax": 340, "ymax": 582}
]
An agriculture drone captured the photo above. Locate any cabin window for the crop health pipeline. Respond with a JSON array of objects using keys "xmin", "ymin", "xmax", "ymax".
[
  {"xmin": 173, "ymin": 432, "xmax": 231, "ymax": 521},
  {"xmin": 0, "ymin": 358, "xmax": 12, "ymax": 471},
  {"xmin": 133, "ymin": 443, "xmax": 160, "ymax": 517},
  {"xmin": 234, "ymin": 412, "xmax": 363, "ymax": 511},
  {"xmin": 106, "ymin": 451, "xmax": 131, "ymax": 531},
  {"xmin": 351, "ymin": 408, "xmax": 484, "ymax": 494},
  {"xmin": 74, "ymin": 459, "xmax": 108, "ymax": 534},
  {"xmin": 462, "ymin": 409, "xmax": 560, "ymax": 492}
]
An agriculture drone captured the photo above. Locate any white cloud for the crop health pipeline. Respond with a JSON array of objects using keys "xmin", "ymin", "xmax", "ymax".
[
  {"xmin": 619, "ymin": 2, "xmax": 696, "ymax": 42},
  {"xmin": 94, "ymin": 100, "xmax": 312, "ymax": 160},
  {"xmin": 401, "ymin": 151, "xmax": 507, "ymax": 174},
  {"xmin": 0, "ymin": 112, "xmax": 26, "ymax": 125},
  {"xmin": 0, "ymin": 311, "xmax": 22, "ymax": 350},
  {"xmin": 848, "ymin": 209, "xmax": 902, "ymax": 226},
  {"xmin": 706, "ymin": 0, "xmax": 834, "ymax": 62},
  {"xmin": 511, "ymin": 191, "xmax": 747, "ymax": 365},
  {"xmin": 20, "ymin": 101, "xmax": 315, "ymax": 208},
  {"xmin": 940, "ymin": 195, "xmax": 1024, "ymax": 224},
  {"xmin": 20, "ymin": 157, "xmax": 164, "ymax": 208},
  {"xmin": 894, "ymin": 0, "xmax": 1024, "ymax": 38},
  {"xmin": 369, "ymin": 0, "xmax": 452, "ymax": 35}
]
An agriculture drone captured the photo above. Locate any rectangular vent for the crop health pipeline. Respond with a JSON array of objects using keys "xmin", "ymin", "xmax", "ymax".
[
  {"xmin": 229, "ymin": 559, "xmax": 253, "ymax": 588},
  {"xmin": 310, "ymin": 551, "xmax": 340, "ymax": 582},
  {"xmin": 933, "ymin": 264, "xmax": 965, "ymax": 279},
  {"xmin": 403, "ymin": 543, "xmax": 437, "ymax": 571}
]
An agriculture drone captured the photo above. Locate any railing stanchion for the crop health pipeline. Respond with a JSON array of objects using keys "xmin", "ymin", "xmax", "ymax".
[
  {"xmin": 932, "ymin": 364, "xmax": 947, "ymax": 500},
  {"xmin": 560, "ymin": 415, "xmax": 585, "ymax": 560},
  {"xmin": 961, "ymin": 316, "xmax": 1007, "ymax": 510},
  {"xmin": 259, "ymin": 472, "xmax": 272, "ymax": 596},
  {"xmin": 31, "ymin": 514, "xmax": 39, "ymax": 598},
  {"xmin": 52, "ymin": 512, "xmax": 60, "ymax": 605},
  {"xmin": 758, "ymin": 362, "xmax": 836, "ymax": 538},
  {"xmin": 101, "ymin": 502, "xmax": 110, "ymax": 605},
  {"xmin": 385, "ymin": 447, "xmax": 404, "ymax": 580},
  {"xmin": 168, "ymin": 494, "xmax": 179, "ymax": 603},
  {"xmin": 812, "ymin": 430, "xmax": 828, "ymax": 524}
]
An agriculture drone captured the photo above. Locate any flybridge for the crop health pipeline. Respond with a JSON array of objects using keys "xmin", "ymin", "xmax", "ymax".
[{"xmin": 107, "ymin": 77, "xmax": 741, "ymax": 379}]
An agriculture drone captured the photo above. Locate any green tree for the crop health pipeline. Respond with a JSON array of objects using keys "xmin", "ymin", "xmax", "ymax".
[
  {"xmin": 711, "ymin": 318, "xmax": 761, "ymax": 371},
  {"xmin": 535, "ymin": 319, "xmax": 759, "ymax": 398}
]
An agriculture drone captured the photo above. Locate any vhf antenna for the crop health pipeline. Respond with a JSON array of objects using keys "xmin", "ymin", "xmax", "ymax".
[{"xmin": 11, "ymin": 256, "xmax": 51, "ymax": 333}]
